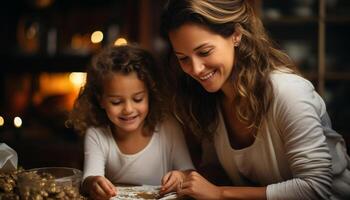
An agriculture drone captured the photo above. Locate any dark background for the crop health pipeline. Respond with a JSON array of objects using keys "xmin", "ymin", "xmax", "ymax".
[{"xmin": 0, "ymin": 0, "xmax": 349, "ymax": 171}]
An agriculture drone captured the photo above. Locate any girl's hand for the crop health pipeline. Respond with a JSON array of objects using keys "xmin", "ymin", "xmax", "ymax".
[
  {"xmin": 160, "ymin": 170, "xmax": 185, "ymax": 195},
  {"xmin": 177, "ymin": 171, "xmax": 222, "ymax": 200},
  {"xmin": 83, "ymin": 176, "xmax": 117, "ymax": 200}
]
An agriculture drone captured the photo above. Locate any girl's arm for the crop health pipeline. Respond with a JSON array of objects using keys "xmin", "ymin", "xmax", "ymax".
[
  {"xmin": 158, "ymin": 117, "xmax": 196, "ymax": 195},
  {"xmin": 82, "ymin": 175, "xmax": 116, "ymax": 200},
  {"xmin": 168, "ymin": 116, "xmax": 196, "ymax": 171},
  {"xmin": 83, "ymin": 128, "xmax": 117, "ymax": 199},
  {"xmin": 160, "ymin": 169, "xmax": 194, "ymax": 195}
]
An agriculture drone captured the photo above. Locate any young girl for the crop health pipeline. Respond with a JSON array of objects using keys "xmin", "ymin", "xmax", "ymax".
[
  {"xmin": 161, "ymin": 0, "xmax": 350, "ymax": 199},
  {"xmin": 69, "ymin": 44, "xmax": 194, "ymax": 200}
]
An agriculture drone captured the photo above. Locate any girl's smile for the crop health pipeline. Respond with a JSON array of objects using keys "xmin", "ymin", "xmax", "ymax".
[{"xmin": 100, "ymin": 72, "xmax": 149, "ymax": 136}]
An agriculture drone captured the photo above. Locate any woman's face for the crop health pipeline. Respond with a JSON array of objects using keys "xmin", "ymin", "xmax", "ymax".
[
  {"xmin": 100, "ymin": 72, "xmax": 149, "ymax": 135},
  {"xmin": 169, "ymin": 23, "xmax": 241, "ymax": 93}
]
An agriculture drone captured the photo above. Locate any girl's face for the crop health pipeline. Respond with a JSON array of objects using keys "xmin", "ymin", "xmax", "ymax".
[
  {"xmin": 100, "ymin": 72, "xmax": 149, "ymax": 135},
  {"xmin": 169, "ymin": 23, "xmax": 241, "ymax": 93}
]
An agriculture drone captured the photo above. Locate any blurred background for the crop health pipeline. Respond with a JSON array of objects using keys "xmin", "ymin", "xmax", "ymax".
[{"xmin": 0, "ymin": 0, "xmax": 349, "ymax": 170}]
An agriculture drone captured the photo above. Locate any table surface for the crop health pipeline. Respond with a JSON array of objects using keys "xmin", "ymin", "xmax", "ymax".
[{"xmin": 111, "ymin": 185, "xmax": 178, "ymax": 200}]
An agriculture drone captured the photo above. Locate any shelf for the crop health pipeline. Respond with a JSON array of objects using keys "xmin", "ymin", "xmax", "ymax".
[
  {"xmin": 326, "ymin": 16, "xmax": 350, "ymax": 23},
  {"xmin": 263, "ymin": 16, "xmax": 319, "ymax": 25},
  {"xmin": 325, "ymin": 72, "xmax": 350, "ymax": 80},
  {"xmin": 303, "ymin": 72, "xmax": 350, "ymax": 81},
  {"xmin": 1, "ymin": 54, "xmax": 91, "ymax": 73}
]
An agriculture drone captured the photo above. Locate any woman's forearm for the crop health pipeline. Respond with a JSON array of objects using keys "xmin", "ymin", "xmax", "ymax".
[{"xmin": 220, "ymin": 186, "xmax": 267, "ymax": 200}]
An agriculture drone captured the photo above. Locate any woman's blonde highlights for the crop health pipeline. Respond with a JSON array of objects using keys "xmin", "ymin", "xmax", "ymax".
[{"xmin": 163, "ymin": 0, "xmax": 298, "ymax": 139}]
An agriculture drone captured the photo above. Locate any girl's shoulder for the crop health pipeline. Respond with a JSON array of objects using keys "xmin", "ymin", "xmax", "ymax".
[
  {"xmin": 157, "ymin": 114, "xmax": 181, "ymax": 130},
  {"xmin": 156, "ymin": 114, "xmax": 183, "ymax": 139},
  {"xmin": 85, "ymin": 126, "xmax": 112, "ymax": 140}
]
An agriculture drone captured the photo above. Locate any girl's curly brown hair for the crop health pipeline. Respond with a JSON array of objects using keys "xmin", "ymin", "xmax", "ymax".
[{"xmin": 68, "ymin": 44, "xmax": 166, "ymax": 134}]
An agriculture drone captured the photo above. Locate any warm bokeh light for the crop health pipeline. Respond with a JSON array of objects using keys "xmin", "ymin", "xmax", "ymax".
[
  {"xmin": 71, "ymin": 34, "xmax": 83, "ymax": 49},
  {"xmin": 35, "ymin": 0, "xmax": 54, "ymax": 8},
  {"xmin": 32, "ymin": 73, "xmax": 79, "ymax": 110},
  {"xmin": 114, "ymin": 38, "xmax": 128, "ymax": 46},
  {"xmin": 69, "ymin": 72, "xmax": 87, "ymax": 88},
  {"xmin": 0, "ymin": 116, "xmax": 4, "ymax": 126},
  {"xmin": 14, "ymin": 117, "xmax": 22, "ymax": 128},
  {"xmin": 91, "ymin": 31, "xmax": 104, "ymax": 43},
  {"xmin": 26, "ymin": 23, "xmax": 39, "ymax": 39}
]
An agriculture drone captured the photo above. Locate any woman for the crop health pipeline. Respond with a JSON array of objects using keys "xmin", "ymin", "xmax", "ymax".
[{"xmin": 161, "ymin": 0, "xmax": 350, "ymax": 199}]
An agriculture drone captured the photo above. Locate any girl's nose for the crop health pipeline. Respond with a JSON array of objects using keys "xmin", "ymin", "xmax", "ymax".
[{"xmin": 123, "ymin": 101, "xmax": 133, "ymax": 114}]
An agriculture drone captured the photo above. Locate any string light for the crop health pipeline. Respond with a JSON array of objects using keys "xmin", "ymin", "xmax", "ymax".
[
  {"xmin": 14, "ymin": 117, "xmax": 22, "ymax": 128},
  {"xmin": 114, "ymin": 38, "xmax": 128, "ymax": 46},
  {"xmin": 91, "ymin": 31, "xmax": 104, "ymax": 43}
]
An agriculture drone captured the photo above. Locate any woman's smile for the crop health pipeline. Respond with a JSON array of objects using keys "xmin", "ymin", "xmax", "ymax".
[
  {"xmin": 169, "ymin": 23, "xmax": 239, "ymax": 93},
  {"xmin": 199, "ymin": 70, "xmax": 217, "ymax": 81}
]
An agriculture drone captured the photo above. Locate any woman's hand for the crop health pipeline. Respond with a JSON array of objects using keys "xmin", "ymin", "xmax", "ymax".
[
  {"xmin": 177, "ymin": 171, "xmax": 222, "ymax": 200},
  {"xmin": 160, "ymin": 170, "xmax": 185, "ymax": 195},
  {"xmin": 83, "ymin": 176, "xmax": 117, "ymax": 200}
]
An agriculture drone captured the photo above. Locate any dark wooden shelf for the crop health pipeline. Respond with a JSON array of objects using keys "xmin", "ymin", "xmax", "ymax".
[
  {"xmin": 263, "ymin": 16, "xmax": 319, "ymax": 25},
  {"xmin": 326, "ymin": 16, "xmax": 350, "ymax": 23},
  {"xmin": 325, "ymin": 72, "xmax": 350, "ymax": 80},
  {"xmin": 303, "ymin": 71, "xmax": 350, "ymax": 81},
  {"xmin": 1, "ymin": 54, "xmax": 91, "ymax": 73}
]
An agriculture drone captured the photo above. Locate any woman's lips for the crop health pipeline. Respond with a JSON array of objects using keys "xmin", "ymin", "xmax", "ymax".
[{"xmin": 199, "ymin": 70, "xmax": 216, "ymax": 81}]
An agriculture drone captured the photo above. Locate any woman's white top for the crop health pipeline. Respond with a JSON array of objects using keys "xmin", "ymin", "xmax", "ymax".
[
  {"xmin": 214, "ymin": 72, "xmax": 350, "ymax": 200},
  {"xmin": 83, "ymin": 116, "xmax": 194, "ymax": 186}
]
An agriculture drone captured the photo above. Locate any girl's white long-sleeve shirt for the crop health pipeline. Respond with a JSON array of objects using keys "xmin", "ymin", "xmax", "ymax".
[
  {"xmin": 83, "ymin": 116, "xmax": 194, "ymax": 186},
  {"xmin": 214, "ymin": 72, "xmax": 350, "ymax": 200}
]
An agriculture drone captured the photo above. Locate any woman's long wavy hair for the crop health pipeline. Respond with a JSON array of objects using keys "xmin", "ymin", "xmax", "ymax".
[
  {"xmin": 68, "ymin": 44, "xmax": 166, "ymax": 134},
  {"xmin": 161, "ymin": 0, "xmax": 299, "ymax": 140}
]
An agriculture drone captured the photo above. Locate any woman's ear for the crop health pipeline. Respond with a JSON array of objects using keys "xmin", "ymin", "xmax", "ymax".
[{"xmin": 232, "ymin": 24, "xmax": 242, "ymax": 47}]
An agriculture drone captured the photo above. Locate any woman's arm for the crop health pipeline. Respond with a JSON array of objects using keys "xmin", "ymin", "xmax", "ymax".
[
  {"xmin": 267, "ymin": 74, "xmax": 333, "ymax": 199},
  {"xmin": 178, "ymin": 171, "xmax": 266, "ymax": 200}
]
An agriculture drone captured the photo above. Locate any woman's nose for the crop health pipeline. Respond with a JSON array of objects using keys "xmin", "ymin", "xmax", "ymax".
[{"xmin": 191, "ymin": 57, "xmax": 204, "ymax": 75}]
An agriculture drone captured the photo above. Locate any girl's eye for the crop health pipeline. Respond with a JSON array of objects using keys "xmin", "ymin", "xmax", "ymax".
[
  {"xmin": 134, "ymin": 97, "xmax": 143, "ymax": 103},
  {"xmin": 111, "ymin": 101, "xmax": 121, "ymax": 105}
]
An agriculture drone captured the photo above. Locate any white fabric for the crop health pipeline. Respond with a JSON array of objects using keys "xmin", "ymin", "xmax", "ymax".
[
  {"xmin": 214, "ymin": 72, "xmax": 350, "ymax": 200},
  {"xmin": 83, "ymin": 116, "xmax": 194, "ymax": 186}
]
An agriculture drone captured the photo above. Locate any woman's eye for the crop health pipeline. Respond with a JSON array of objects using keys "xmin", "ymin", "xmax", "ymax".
[
  {"xmin": 199, "ymin": 49, "xmax": 211, "ymax": 56},
  {"xmin": 178, "ymin": 56, "xmax": 188, "ymax": 62}
]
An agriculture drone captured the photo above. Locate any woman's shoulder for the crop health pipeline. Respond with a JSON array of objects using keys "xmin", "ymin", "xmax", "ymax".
[
  {"xmin": 270, "ymin": 70, "xmax": 315, "ymax": 98},
  {"xmin": 270, "ymin": 70, "xmax": 312, "ymax": 88},
  {"xmin": 268, "ymin": 70, "xmax": 326, "ymax": 117}
]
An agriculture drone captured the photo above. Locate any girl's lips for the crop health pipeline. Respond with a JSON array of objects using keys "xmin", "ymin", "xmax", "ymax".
[{"xmin": 119, "ymin": 115, "xmax": 138, "ymax": 122}]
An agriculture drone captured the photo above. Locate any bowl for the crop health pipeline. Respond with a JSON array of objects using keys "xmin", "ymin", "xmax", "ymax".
[{"xmin": 17, "ymin": 167, "xmax": 83, "ymax": 199}]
